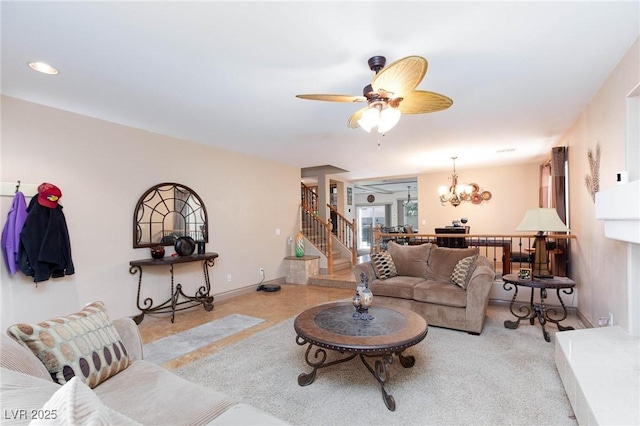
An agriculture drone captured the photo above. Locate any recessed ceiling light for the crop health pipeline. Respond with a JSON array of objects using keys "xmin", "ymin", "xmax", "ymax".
[{"xmin": 28, "ymin": 62, "xmax": 59, "ymax": 75}]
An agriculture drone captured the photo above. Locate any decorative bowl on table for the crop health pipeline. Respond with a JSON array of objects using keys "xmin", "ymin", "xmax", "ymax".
[
  {"xmin": 174, "ymin": 236, "xmax": 196, "ymax": 256},
  {"xmin": 150, "ymin": 245, "xmax": 165, "ymax": 259}
]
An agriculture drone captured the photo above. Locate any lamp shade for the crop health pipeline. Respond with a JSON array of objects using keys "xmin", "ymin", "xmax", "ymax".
[{"xmin": 516, "ymin": 208, "xmax": 569, "ymax": 232}]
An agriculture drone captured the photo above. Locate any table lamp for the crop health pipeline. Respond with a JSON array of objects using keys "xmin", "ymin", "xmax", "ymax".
[{"xmin": 515, "ymin": 208, "xmax": 569, "ymax": 278}]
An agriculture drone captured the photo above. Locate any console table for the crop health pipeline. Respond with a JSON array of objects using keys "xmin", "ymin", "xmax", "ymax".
[{"xmin": 129, "ymin": 252, "xmax": 218, "ymax": 324}]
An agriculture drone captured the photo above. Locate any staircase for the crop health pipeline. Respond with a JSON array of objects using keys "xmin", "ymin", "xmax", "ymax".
[{"xmin": 300, "ymin": 183, "xmax": 357, "ymax": 275}]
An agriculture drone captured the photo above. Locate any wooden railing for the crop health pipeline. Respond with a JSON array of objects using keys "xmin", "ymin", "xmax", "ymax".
[
  {"xmin": 328, "ymin": 204, "xmax": 357, "ymax": 265},
  {"xmin": 299, "ymin": 183, "xmax": 357, "ymax": 272},
  {"xmin": 301, "ymin": 183, "xmax": 318, "ymax": 214},
  {"xmin": 301, "ymin": 204, "xmax": 334, "ymax": 272},
  {"xmin": 371, "ymin": 226, "xmax": 576, "ymax": 277}
]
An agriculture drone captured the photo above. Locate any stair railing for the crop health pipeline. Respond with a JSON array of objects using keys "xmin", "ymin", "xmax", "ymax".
[
  {"xmin": 301, "ymin": 183, "xmax": 318, "ymax": 214},
  {"xmin": 328, "ymin": 204, "xmax": 357, "ymax": 265},
  {"xmin": 300, "ymin": 203, "xmax": 334, "ymax": 274}
]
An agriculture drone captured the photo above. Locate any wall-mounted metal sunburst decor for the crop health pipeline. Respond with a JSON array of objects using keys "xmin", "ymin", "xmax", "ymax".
[{"xmin": 584, "ymin": 142, "xmax": 601, "ymax": 202}]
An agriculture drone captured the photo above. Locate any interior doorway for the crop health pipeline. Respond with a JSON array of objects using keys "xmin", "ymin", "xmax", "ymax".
[{"xmin": 357, "ymin": 205, "xmax": 388, "ymax": 252}]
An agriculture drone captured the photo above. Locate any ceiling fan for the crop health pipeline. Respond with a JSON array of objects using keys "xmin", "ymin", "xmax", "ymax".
[{"xmin": 296, "ymin": 55, "xmax": 453, "ymax": 133}]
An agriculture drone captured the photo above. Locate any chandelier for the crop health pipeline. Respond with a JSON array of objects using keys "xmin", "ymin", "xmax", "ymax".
[
  {"xmin": 403, "ymin": 185, "xmax": 415, "ymax": 205},
  {"xmin": 439, "ymin": 157, "xmax": 472, "ymax": 207},
  {"xmin": 357, "ymin": 101, "xmax": 402, "ymax": 133},
  {"xmin": 439, "ymin": 157, "xmax": 492, "ymax": 207}
]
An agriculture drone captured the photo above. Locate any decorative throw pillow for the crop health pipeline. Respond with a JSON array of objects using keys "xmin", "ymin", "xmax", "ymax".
[
  {"xmin": 426, "ymin": 247, "xmax": 479, "ymax": 282},
  {"xmin": 371, "ymin": 251, "xmax": 398, "ymax": 280},
  {"xmin": 450, "ymin": 255, "xmax": 478, "ymax": 289},
  {"xmin": 31, "ymin": 376, "xmax": 142, "ymax": 426},
  {"xmin": 7, "ymin": 301, "xmax": 130, "ymax": 389}
]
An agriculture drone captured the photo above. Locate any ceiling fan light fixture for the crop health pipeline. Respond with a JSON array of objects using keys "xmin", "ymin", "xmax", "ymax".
[
  {"xmin": 357, "ymin": 105, "xmax": 380, "ymax": 132},
  {"xmin": 378, "ymin": 106, "xmax": 401, "ymax": 133}
]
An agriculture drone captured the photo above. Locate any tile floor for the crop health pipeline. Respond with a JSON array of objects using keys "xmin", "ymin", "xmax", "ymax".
[{"xmin": 137, "ymin": 284, "xmax": 354, "ymax": 370}]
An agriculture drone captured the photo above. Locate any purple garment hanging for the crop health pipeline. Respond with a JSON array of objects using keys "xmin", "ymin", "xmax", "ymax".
[{"xmin": 1, "ymin": 191, "xmax": 28, "ymax": 274}]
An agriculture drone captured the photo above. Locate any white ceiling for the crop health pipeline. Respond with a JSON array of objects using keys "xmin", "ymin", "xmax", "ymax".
[{"xmin": 2, "ymin": 1, "xmax": 638, "ymax": 184}]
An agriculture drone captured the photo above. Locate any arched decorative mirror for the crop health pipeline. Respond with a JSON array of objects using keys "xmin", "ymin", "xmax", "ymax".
[{"xmin": 133, "ymin": 182, "xmax": 208, "ymax": 248}]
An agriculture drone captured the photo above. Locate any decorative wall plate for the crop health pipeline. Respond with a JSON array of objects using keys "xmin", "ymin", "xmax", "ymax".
[{"xmin": 481, "ymin": 191, "xmax": 492, "ymax": 201}]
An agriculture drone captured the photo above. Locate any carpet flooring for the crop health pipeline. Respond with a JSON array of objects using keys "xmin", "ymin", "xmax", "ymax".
[
  {"xmin": 143, "ymin": 313, "xmax": 264, "ymax": 365},
  {"xmin": 175, "ymin": 305, "xmax": 582, "ymax": 425}
]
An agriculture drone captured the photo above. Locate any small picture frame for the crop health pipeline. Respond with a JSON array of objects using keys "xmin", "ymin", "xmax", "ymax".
[{"xmin": 518, "ymin": 268, "xmax": 532, "ymax": 280}]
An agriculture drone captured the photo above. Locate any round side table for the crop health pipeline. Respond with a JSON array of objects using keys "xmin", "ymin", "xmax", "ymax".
[{"xmin": 502, "ymin": 273, "xmax": 575, "ymax": 342}]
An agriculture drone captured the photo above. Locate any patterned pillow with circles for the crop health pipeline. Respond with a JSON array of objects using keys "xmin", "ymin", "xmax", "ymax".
[
  {"xmin": 7, "ymin": 301, "xmax": 130, "ymax": 388},
  {"xmin": 450, "ymin": 255, "xmax": 478, "ymax": 289},
  {"xmin": 371, "ymin": 251, "xmax": 398, "ymax": 280}
]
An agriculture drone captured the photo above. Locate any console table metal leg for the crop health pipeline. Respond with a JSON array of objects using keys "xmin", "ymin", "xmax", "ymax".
[{"xmin": 129, "ymin": 257, "xmax": 217, "ymax": 323}]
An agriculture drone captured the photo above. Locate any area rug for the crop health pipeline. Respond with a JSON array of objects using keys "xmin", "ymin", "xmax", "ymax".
[
  {"xmin": 143, "ymin": 314, "xmax": 264, "ymax": 365},
  {"xmin": 175, "ymin": 305, "xmax": 581, "ymax": 425}
]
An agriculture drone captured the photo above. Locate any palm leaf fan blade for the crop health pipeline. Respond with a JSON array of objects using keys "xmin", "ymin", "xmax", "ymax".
[
  {"xmin": 348, "ymin": 107, "xmax": 368, "ymax": 129},
  {"xmin": 295, "ymin": 94, "xmax": 366, "ymax": 103},
  {"xmin": 398, "ymin": 90, "xmax": 453, "ymax": 114},
  {"xmin": 371, "ymin": 56, "xmax": 428, "ymax": 97}
]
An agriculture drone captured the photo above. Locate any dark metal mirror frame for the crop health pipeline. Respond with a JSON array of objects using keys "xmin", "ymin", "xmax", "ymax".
[{"xmin": 133, "ymin": 182, "xmax": 208, "ymax": 248}]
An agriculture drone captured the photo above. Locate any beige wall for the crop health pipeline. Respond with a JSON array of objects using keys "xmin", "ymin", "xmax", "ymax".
[
  {"xmin": 0, "ymin": 96, "xmax": 300, "ymax": 328},
  {"xmin": 560, "ymin": 37, "xmax": 640, "ymax": 331},
  {"xmin": 417, "ymin": 162, "xmax": 540, "ymax": 234}
]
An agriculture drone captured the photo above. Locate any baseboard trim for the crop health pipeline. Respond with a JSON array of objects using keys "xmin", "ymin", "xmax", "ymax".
[{"xmin": 213, "ymin": 277, "xmax": 286, "ymax": 302}]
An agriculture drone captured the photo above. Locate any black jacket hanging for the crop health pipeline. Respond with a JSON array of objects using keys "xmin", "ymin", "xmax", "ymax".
[{"xmin": 18, "ymin": 196, "xmax": 74, "ymax": 282}]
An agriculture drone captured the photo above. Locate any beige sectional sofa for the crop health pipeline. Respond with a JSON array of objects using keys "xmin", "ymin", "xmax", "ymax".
[
  {"xmin": 353, "ymin": 242, "xmax": 495, "ymax": 335},
  {"xmin": 1, "ymin": 302, "xmax": 285, "ymax": 425}
]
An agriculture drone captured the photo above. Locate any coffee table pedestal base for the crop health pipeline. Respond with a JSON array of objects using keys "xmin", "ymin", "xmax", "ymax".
[{"xmin": 296, "ymin": 337, "xmax": 415, "ymax": 411}]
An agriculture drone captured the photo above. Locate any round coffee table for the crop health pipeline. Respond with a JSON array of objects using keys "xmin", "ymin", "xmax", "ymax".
[{"xmin": 294, "ymin": 301, "xmax": 428, "ymax": 411}]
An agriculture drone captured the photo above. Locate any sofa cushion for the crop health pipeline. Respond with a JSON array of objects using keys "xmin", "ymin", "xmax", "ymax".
[
  {"xmin": 1, "ymin": 333, "xmax": 52, "ymax": 381},
  {"xmin": 94, "ymin": 360, "xmax": 237, "ymax": 426},
  {"xmin": 31, "ymin": 376, "xmax": 141, "ymax": 426},
  {"xmin": 369, "ymin": 276, "xmax": 424, "ymax": 300},
  {"xmin": 450, "ymin": 255, "xmax": 478, "ymax": 289},
  {"xmin": 6, "ymin": 301, "xmax": 130, "ymax": 388},
  {"xmin": 209, "ymin": 403, "xmax": 288, "ymax": 425},
  {"xmin": 370, "ymin": 251, "xmax": 397, "ymax": 280},
  {"xmin": 387, "ymin": 241, "xmax": 433, "ymax": 278},
  {"xmin": 426, "ymin": 247, "xmax": 479, "ymax": 283},
  {"xmin": 413, "ymin": 280, "xmax": 467, "ymax": 307},
  {"xmin": 0, "ymin": 368, "xmax": 61, "ymax": 425}
]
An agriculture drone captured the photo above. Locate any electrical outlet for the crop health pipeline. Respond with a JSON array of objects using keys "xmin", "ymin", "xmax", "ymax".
[
  {"xmin": 598, "ymin": 313, "xmax": 614, "ymax": 327},
  {"xmin": 259, "ymin": 267, "xmax": 265, "ymax": 276},
  {"xmin": 227, "ymin": 274, "xmax": 232, "ymax": 282}
]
